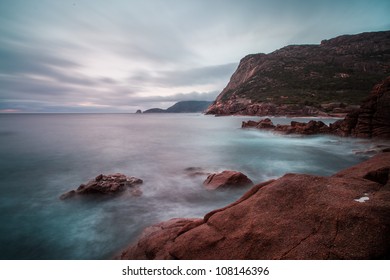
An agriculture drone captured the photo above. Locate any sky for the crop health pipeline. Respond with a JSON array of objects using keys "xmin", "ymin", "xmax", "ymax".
[{"xmin": 0, "ymin": 0, "xmax": 389, "ymax": 113}]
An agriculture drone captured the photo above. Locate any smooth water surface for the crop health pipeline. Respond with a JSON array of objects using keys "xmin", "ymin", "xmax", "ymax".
[{"xmin": 0, "ymin": 113, "xmax": 375, "ymax": 259}]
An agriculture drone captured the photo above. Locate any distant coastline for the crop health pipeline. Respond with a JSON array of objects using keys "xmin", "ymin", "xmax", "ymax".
[{"xmin": 141, "ymin": 100, "xmax": 212, "ymax": 114}]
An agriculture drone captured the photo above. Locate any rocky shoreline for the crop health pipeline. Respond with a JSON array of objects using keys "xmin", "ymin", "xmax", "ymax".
[
  {"xmin": 118, "ymin": 152, "xmax": 390, "ymax": 260},
  {"xmin": 114, "ymin": 77, "xmax": 390, "ymax": 260},
  {"xmin": 242, "ymin": 76, "xmax": 390, "ymax": 139}
]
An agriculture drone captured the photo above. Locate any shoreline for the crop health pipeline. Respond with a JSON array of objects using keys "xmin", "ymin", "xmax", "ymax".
[{"xmin": 117, "ymin": 151, "xmax": 390, "ymax": 260}]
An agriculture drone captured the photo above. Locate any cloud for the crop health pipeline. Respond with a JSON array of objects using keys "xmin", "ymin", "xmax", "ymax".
[
  {"xmin": 132, "ymin": 91, "xmax": 219, "ymax": 103},
  {"xmin": 128, "ymin": 63, "xmax": 237, "ymax": 88},
  {"xmin": 0, "ymin": 0, "xmax": 389, "ymax": 112}
]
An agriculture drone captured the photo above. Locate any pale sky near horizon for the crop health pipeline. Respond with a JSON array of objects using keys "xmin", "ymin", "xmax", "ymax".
[{"xmin": 0, "ymin": 0, "xmax": 389, "ymax": 113}]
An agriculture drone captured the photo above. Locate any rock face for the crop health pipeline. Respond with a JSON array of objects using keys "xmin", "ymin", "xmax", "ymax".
[
  {"xmin": 60, "ymin": 173, "xmax": 143, "ymax": 199},
  {"xmin": 242, "ymin": 77, "xmax": 390, "ymax": 139},
  {"xmin": 203, "ymin": 170, "xmax": 253, "ymax": 190},
  {"xmin": 331, "ymin": 76, "xmax": 390, "ymax": 138},
  {"xmin": 119, "ymin": 153, "xmax": 390, "ymax": 260},
  {"xmin": 206, "ymin": 31, "xmax": 390, "ymax": 116}
]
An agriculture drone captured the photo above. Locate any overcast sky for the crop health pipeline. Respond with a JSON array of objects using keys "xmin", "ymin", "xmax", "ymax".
[{"xmin": 0, "ymin": 0, "xmax": 389, "ymax": 113}]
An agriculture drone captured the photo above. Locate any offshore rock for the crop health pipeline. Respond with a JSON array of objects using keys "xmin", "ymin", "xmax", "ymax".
[
  {"xmin": 242, "ymin": 118, "xmax": 276, "ymax": 129},
  {"xmin": 119, "ymin": 153, "xmax": 390, "ymax": 259},
  {"xmin": 275, "ymin": 120, "xmax": 330, "ymax": 135},
  {"xmin": 203, "ymin": 170, "xmax": 253, "ymax": 190},
  {"xmin": 242, "ymin": 119, "xmax": 330, "ymax": 135},
  {"xmin": 60, "ymin": 173, "xmax": 143, "ymax": 200}
]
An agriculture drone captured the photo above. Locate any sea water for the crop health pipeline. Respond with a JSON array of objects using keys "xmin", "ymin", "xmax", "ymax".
[{"xmin": 0, "ymin": 113, "xmax": 376, "ymax": 259}]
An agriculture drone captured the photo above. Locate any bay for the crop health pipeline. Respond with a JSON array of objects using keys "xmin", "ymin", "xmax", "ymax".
[{"xmin": 0, "ymin": 113, "xmax": 375, "ymax": 259}]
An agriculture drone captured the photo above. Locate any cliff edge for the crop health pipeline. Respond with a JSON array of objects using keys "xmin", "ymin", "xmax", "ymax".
[{"xmin": 206, "ymin": 31, "xmax": 390, "ymax": 116}]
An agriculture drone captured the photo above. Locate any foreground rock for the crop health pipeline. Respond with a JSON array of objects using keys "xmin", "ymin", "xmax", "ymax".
[
  {"xmin": 203, "ymin": 170, "xmax": 253, "ymax": 190},
  {"xmin": 60, "ymin": 173, "xmax": 143, "ymax": 199},
  {"xmin": 119, "ymin": 153, "xmax": 390, "ymax": 259},
  {"xmin": 242, "ymin": 77, "xmax": 390, "ymax": 139}
]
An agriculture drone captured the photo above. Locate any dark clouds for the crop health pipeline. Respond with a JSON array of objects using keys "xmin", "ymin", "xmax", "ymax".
[{"xmin": 0, "ymin": 0, "xmax": 389, "ymax": 112}]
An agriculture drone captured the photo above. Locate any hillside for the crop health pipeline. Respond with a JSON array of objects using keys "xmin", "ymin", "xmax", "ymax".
[
  {"xmin": 143, "ymin": 101, "xmax": 212, "ymax": 113},
  {"xmin": 206, "ymin": 31, "xmax": 390, "ymax": 116}
]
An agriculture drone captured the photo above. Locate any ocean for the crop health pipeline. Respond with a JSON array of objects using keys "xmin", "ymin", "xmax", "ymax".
[{"xmin": 0, "ymin": 113, "xmax": 375, "ymax": 259}]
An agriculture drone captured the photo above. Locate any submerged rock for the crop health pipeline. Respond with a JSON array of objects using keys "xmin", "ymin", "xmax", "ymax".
[
  {"xmin": 119, "ymin": 153, "xmax": 390, "ymax": 259},
  {"xmin": 184, "ymin": 167, "xmax": 210, "ymax": 177},
  {"xmin": 203, "ymin": 170, "xmax": 253, "ymax": 190},
  {"xmin": 60, "ymin": 173, "xmax": 143, "ymax": 200}
]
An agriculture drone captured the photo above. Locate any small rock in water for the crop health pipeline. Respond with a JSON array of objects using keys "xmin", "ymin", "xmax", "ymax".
[
  {"xmin": 60, "ymin": 173, "xmax": 143, "ymax": 200},
  {"xmin": 203, "ymin": 170, "xmax": 253, "ymax": 190}
]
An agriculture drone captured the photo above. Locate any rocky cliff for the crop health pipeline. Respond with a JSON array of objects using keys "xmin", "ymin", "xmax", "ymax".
[
  {"xmin": 119, "ymin": 152, "xmax": 390, "ymax": 260},
  {"xmin": 331, "ymin": 76, "xmax": 390, "ymax": 138},
  {"xmin": 206, "ymin": 31, "xmax": 390, "ymax": 116}
]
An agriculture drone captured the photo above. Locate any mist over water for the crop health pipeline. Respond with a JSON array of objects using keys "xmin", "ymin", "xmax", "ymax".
[{"xmin": 0, "ymin": 113, "xmax": 375, "ymax": 259}]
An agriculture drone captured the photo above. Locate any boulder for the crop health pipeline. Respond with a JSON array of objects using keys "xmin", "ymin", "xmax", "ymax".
[
  {"xmin": 273, "ymin": 120, "xmax": 330, "ymax": 135},
  {"xmin": 203, "ymin": 170, "xmax": 253, "ymax": 190},
  {"xmin": 60, "ymin": 173, "xmax": 143, "ymax": 200},
  {"xmin": 119, "ymin": 153, "xmax": 390, "ymax": 259},
  {"xmin": 256, "ymin": 118, "xmax": 275, "ymax": 129},
  {"xmin": 241, "ymin": 120, "xmax": 259, "ymax": 128}
]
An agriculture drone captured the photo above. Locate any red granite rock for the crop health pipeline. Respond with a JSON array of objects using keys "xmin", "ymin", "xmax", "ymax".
[
  {"xmin": 119, "ymin": 153, "xmax": 390, "ymax": 259},
  {"xmin": 203, "ymin": 170, "xmax": 253, "ymax": 190}
]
